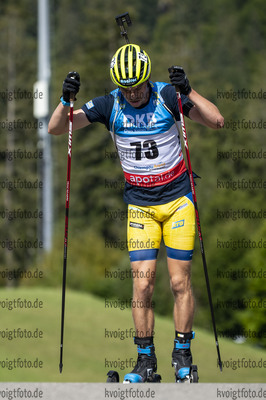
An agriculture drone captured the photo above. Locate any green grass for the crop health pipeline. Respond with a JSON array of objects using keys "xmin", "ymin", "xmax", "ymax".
[{"xmin": 0, "ymin": 287, "xmax": 265, "ymax": 382}]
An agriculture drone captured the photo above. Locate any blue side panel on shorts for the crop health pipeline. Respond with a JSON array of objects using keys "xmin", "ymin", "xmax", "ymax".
[
  {"xmin": 185, "ymin": 191, "xmax": 194, "ymax": 204},
  {"xmin": 129, "ymin": 249, "xmax": 159, "ymax": 262},
  {"xmin": 166, "ymin": 246, "xmax": 193, "ymax": 261}
]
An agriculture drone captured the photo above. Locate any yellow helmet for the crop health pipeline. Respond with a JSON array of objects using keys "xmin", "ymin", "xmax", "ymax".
[{"xmin": 110, "ymin": 44, "xmax": 151, "ymax": 88}]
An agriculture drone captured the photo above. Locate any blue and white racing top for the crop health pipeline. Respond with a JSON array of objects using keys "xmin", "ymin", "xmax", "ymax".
[{"xmin": 82, "ymin": 82, "xmax": 194, "ymax": 206}]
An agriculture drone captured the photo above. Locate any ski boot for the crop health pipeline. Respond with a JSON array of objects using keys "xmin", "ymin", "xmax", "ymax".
[
  {"xmin": 172, "ymin": 331, "xmax": 199, "ymax": 383},
  {"xmin": 123, "ymin": 337, "xmax": 161, "ymax": 383}
]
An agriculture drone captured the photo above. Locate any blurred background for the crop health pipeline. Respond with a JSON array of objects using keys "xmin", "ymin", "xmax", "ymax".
[{"xmin": 0, "ymin": 0, "xmax": 265, "ymax": 383}]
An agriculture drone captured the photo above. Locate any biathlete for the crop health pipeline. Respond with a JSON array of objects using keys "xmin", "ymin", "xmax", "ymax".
[{"xmin": 48, "ymin": 43, "xmax": 224, "ymax": 382}]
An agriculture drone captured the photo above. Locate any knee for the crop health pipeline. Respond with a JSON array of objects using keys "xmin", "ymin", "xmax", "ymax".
[
  {"xmin": 170, "ymin": 273, "xmax": 191, "ymax": 297},
  {"xmin": 134, "ymin": 278, "xmax": 154, "ymax": 299}
]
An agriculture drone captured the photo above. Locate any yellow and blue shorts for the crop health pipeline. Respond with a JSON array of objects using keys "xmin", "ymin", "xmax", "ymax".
[{"xmin": 127, "ymin": 192, "xmax": 195, "ymax": 262}]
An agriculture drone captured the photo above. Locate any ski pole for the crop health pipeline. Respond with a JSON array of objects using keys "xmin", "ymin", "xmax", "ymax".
[
  {"xmin": 59, "ymin": 92, "xmax": 75, "ymax": 373},
  {"xmin": 169, "ymin": 69, "xmax": 223, "ymax": 372},
  {"xmin": 115, "ymin": 12, "xmax": 132, "ymax": 44}
]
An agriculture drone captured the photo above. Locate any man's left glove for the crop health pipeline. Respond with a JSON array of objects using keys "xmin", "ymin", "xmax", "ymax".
[
  {"xmin": 62, "ymin": 71, "xmax": 80, "ymax": 102},
  {"xmin": 168, "ymin": 66, "xmax": 191, "ymax": 95}
]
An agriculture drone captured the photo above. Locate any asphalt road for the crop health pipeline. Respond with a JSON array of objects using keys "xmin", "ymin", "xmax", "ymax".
[{"xmin": 0, "ymin": 383, "xmax": 265, "ymax": 400}]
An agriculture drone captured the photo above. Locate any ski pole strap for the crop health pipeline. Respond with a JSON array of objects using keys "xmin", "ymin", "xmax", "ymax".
[{"xmin": 60, "ymin": 96, "xmax": 70, "ymax": 107}]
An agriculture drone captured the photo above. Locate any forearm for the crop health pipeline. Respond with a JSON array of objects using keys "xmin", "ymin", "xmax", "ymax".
[
  {"xmin": 48, "ymin": 102, "xmax": 70, "ymax": 135},
  {"xmin": 188, "ymin": 89, "xmax": 224, "ymax": 130}
]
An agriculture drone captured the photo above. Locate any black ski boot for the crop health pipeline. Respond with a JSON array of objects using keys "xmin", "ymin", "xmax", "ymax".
[
  {"xmin": 123, "ymin": 337, "xmax": 161, "ymax": 383},
  {"xmin": 172, "ymin": 331, "xmax": 198, "ymax": 383}
]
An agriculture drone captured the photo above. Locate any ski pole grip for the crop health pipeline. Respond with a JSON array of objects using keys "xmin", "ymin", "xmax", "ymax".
[
  {"xmin": 70, "ymin": 92, "xmax": 75, "ymax": 102},
  {"xmin": 168, "ymin": 66, "xmax": 181, "ymax": 94},
  {"xmin": 115, "ymin": 12, "xmax": 132, "ymax": 27}
]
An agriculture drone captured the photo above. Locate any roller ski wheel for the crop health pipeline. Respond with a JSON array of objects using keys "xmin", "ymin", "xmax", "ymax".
[
  {"xmin": 123, "ymin": 372, "xmax": 161, "ymax": 384},
  {"xmin": 106, "ymin": 370, "xmax": 120, "ymax": 382},
  {"xmin": 174, "ymin": 365, "xmax": 199, "ymax": 383},
  {"xmin": 190, "ymin": 365, "xmax": 199, "ymax": 382}
]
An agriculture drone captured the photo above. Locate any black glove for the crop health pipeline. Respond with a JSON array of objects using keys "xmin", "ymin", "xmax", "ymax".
[
  {"xmin": 168, "ymin": 66, "xmax": 191, "ymax": 95},
  {"xmin": 62, "ymin": 71, "xmax": 80, "ymax": 102}
]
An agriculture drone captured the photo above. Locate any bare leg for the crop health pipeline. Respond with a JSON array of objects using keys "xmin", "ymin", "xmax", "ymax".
[
  {"xmin": 167, "ymin": 258, "xmax": 194, "ymax": 332},
  {"xmin": 130, "ymin": 259, "xmax": 157, "ymax": 337}
]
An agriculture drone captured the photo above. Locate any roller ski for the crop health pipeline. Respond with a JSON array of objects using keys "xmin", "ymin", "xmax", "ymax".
[
  {"xmin": 172, "ymin": 331, "xmax": 199, "ymax": 383},
  {"xmin": 123, "ymin": 337, "xmax": 161, "ymax": 383},
  {"xmin": 107, "ymin": 370, "xmax": 120, "ymax": 382}
]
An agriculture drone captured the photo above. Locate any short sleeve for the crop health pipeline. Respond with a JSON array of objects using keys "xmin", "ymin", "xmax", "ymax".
[
  {"xmin": 81, "ymin": 93, "xmax": 115, "ymax": 130},
  {"xmin": 160, "ymin": 84, "xmax": 194, "ymax": 119}
]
